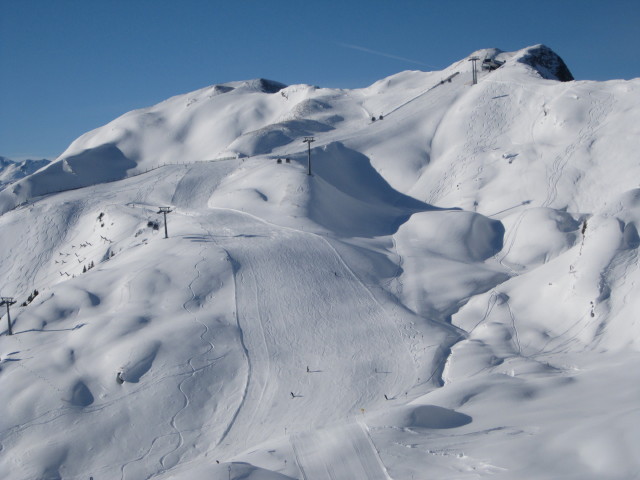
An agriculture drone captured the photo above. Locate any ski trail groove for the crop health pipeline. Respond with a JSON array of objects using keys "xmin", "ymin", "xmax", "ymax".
[
  {"xmin": 495, "ymin": 209, "xmax": 527, "ymax": 275},
  {"xmin": 157, "ymin": 247, "xmax": 219, "ymax": 470},
  {"xmin": 211, "ymin": 249, "xmax": 253, "ymax": 450},
  {"xmin": 319, "ymin": 235, "xmax": 420, "ymax": 368},
  {"xmin": 197, "ymin": 221, "xmax": 260, "ymax": 453},
  {"xmin": 290, "ymin": 422, "xmax": 391, "ymax": 480},
  {"xmin": 542, "ymin": 89, "xmax": 612, "ymax": 208},
  {"xmin": 215, "ymin": 254, "xmax": 271, "ymax": 451}
]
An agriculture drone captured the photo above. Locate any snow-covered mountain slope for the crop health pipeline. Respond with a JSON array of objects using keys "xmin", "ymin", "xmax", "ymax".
[
  {"xmin": 1, "ymin": 44, "xmax": 640, "ymax": 480},
  {"xmin": 0, "ymin": 156, "xmax": 50, "ymax": 190}
]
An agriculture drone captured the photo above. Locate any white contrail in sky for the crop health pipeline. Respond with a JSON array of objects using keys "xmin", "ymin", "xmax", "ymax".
[{"xmin": 336, "ymin": 42, "xmax": 439, "ymax": 68}]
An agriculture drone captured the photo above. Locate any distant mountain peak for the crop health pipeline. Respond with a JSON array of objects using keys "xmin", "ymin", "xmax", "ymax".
[
  {"xmin": 0, "ymin": 156, "xmax": 51, "ymax": 189},
  {"xmin": 221, "ymin": 78, "xmax": 288, "ymax": 94},
  {"xmin": 235, "ymin": 78, "xmax": 287, "ymax": 93},
  {"xmin": 255, "ymin": 78, "xmax": 288, "ymax": 93}
]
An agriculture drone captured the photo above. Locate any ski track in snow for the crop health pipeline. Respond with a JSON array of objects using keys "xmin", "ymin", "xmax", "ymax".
[
  {"xmin": 120, "ymin": 233, "xmax": 227, "ymax": 478},
  {"xmin": 542, "ymin": 89, "xmax": 613, "ymax": 209},
  {"xmin": 319, "ymin": 235, "xmax": 421, "ymax": 369},
  {"xmin": 188, "ymin": 218, "xmax": 258, "ymax": 457},
  {"xmin": 469, "ymin": 290, "xmax": 500, "ymax": 335},
  {"xmin": 210, "ymin": 250, "xmax": 254, "ymax": 451},
  {"xmin": 427, "ymin": 76, "xmax": 512, "ymax": 206},
  {"xmin": 504, "ymin": 296, "xmax": 522, "ymax": 356},
  {"xmin": 158, "ymin": 245, "xmax": 229, "ymax": 473},
  {"xmin": 217, "ymin": 247, "xmax": 272, "ymax": 451},
  {"xmin": 209, "ymin": 205, "xmax": 448, "ymax": 372},
  {"xmin": 196, "ymin": 206, "xmax": 420, "ymax": 457},
  {"xmin": 291, "ymin": 421, "xmax": 391, "ymax": 480},
  {"xmin": 157, "ymin": 250, "xmax": 207, "ymax": 471}
]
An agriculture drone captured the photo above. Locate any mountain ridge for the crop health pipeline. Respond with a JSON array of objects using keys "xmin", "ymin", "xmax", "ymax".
[
  {"xmin": 0, "ymin": 156, "xmax": 50, "ymax": 190},
  {"xmin": 0, "ymin": 44, "xmax": 573, "ymax": 215}
]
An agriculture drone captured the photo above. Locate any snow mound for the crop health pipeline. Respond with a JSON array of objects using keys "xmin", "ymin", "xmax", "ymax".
[
  {"xmin": 369, "ymin": 404, "xmax": 472, "ymax": 430},
  {"xmin": 397, "ymin": 210, "xmax": 504, "ymax": 263},
  {"xmin": 501, "ymin": 207, "xmax": 581, "ymax": 267}
]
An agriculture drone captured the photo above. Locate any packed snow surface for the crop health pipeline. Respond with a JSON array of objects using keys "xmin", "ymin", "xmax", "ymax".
[{"xmin": 1, "ymin": 45, "xmax": 640, "ymax": 479}]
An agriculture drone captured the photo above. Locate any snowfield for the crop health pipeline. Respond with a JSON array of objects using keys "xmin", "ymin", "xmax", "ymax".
[{"xmin": 1, "ymin": 45, "xmax": 640, "ymax": 479}]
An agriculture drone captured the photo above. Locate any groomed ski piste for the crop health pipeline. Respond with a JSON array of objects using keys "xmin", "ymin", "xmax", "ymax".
[{"xmin": 1, "ymin": 45, "xmax": 640, "ymax": 479}]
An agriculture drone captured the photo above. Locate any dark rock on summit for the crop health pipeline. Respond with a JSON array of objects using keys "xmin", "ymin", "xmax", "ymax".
[
  {"xmin": 256, "ymin": 78, "xmax": 287, "ymax": 93},
  {"xmin": 518, "ymin": 44, "xmax": 574, "ymax": 82}
]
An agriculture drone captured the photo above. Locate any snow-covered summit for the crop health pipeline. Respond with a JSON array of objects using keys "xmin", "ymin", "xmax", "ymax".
[
  {"xmin": 515, "ymin": 44, "xmax": 574, "ymax": 81},
  {"xmin": 1, "ymin": 45, "xmax": 640, "ymax": 479},
  {"xmin": 468, "ymin": 44, "xmax": 574, "ymax": 82}
]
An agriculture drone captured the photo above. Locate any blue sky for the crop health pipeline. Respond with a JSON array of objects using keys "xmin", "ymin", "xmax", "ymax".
[{"xmin": 1, "ymin": 0, "xmax": 639, "ymax": 160}]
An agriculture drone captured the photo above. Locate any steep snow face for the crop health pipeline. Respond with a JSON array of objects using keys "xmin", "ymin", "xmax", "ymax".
[{"xmin": 2, "ymin": 45, "xmax": 640, "ymax": 480}]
